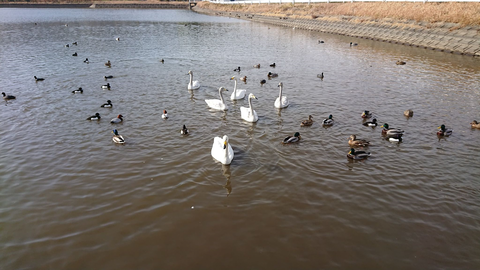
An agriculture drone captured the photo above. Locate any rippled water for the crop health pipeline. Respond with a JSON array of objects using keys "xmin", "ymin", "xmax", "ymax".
[{"xmin": 1, "ymin": 8, "xmax": 480, "ymax": 270}]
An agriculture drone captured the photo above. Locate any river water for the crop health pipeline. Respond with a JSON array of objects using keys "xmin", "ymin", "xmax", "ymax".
[{"xmin": 1, "ymin": 7, "xmax": 479, "ymax": 270}]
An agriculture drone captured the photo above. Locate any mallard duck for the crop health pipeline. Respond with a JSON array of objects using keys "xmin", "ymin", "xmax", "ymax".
[
  {"xmin": 112, "ymin": 129, "xmax": 125, "ymax": 144},
  {"xmin": 211, "ymin": 135, "xmax": 234, "ymax": 165},
  {"xmin": 181, "ymin": 125, "xmax": 189, "ymax": 135},
  {"xmin": 83, "ymin": 58, "xmax": 89, "ymax": 63},
  {"xmin": 381, "ymin": 123, "xmax": 404, "ymax": 137},
  {"xmin": 205, "ymin": 87, "xmax": 228, "ymax": 111},
  {"xmin": 240, "ymin": 93, "xmax": 258, "ymax": 123},
  {"xmin": 471, "ymin": 120, "xmax": 480, "ymax": 129},
  {"xmin": 348, "ymin": 135, "xmax": 370, "ymax": 147},
  {"xmin": 317, "ymin": 73, "xmax": 324, "ymax": 80},
  {"xmin": 86, "ymin": 113, "xmax": 101, "ymax": 121},
  {"xmin": 104, "ymin": 75, "xmax": 113, "ymax": 79},
  {"xmin": 253, "ymin": 64, "xmax": 260, "ymax": 68},
  {"xmin": 101, "ymin": 100, "xmax": 112, "ymax": 108},
  {"xmin": 363, "ymin": 118, "xmax": 378, "ymax": 127},
  {"xmin": 396, "ymin": 61, "xmax": 406, "ymax": 65},
  {"xmin": 234, "ymin": 66, "xmax": 241, "ymax": 72},
  {"xmin": 270, "ymin": 63, "xmax": 276, "ymax": 67},
  {"xmin": 404, "ymin": 109, "xmax": 414, "ymax": 117},
  {"xmin": 101, "ymin": 83, "xmax": 110, "ymax": 90},
  {"xmin": 283, "ymin": 132, "xmax": 301, "ymax": 144},
  {"xmin": 347, "ymin": 148, "xmax": 370, "ymax": 160},
  {"xmin": 300, "ymin": 115, "xmax": 314, "ymax": 127},
  {"xmin": 105, "ymin": 60, "xmax": 111, "ymax": 67},
  {"xmin": 230, "ymin": 76, "xmax": 246, "ymax": 100},
  {"xmin": 322, "ymin": 114, "xmax": 334, "ymax": 126},
  {"xmin": 162, "ymin": 110, "xmax": 168, "ymax": 119},
  {"xmin": 72, "ymin": 52, "xmax": 77, "ymax": 56},
  {"xmin": 110, "ymin": 114, "xmax": 123, "ymax": 124},
  {"xmin": 274, "ymin": 82, "xmax": 289, "ymax": 109},
  {"xmin": 268, "ymin": 72, "xmax": 278, "ymax": 78},
  {"xmin": 437, "ymin": 124, "xmax": 453, "ymax": 136},
  {"xmin": 34, "ymin": 76, "xmax": 44, "ymax": 82},
  {"xmin": 361, "ymin": 110, "xmax": 372, "ymax": 119},
  {"xmin": 187, "ymin": 70, "xmax": 201, "ymax": 90},
  {"xmin": 2, "ymin": 92, "xmax": 16, "ymax": 100},
  {"xmin": 260, "ymin": 79, "xmax": 266, "ymax": 85},
  {"xmin": 72, "ymin": 87, "xmax": 83, "ymax": 94}
]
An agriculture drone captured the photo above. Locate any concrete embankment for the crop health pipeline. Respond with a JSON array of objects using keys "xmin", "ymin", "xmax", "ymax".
[
  {"xmin": 193, "ymin": 6, "xmax": 480, "ymax": 57},
  {"xmin": 90, "ymin": 1, "xmax": 189, "ymax": 9}
]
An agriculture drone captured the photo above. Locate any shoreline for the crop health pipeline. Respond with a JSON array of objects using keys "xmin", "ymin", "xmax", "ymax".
[{"xmin": 0, "ymin": 1, "xmax": 191, "ymax": 9}]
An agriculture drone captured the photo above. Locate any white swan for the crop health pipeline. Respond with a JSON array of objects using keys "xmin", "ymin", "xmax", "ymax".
[
  {"xmin": 230, "ymin": 76, "xmax": 246, "ymax": 100},
  {"xmin": 205, "ymin": 87, "xmax": 228, "ymax": 111},
  {"xmin": 274, "ymin": 82, "xmax": 290, "ymax": 108},
  {"xmin": 240, "ymin": 93, "xmax": 258, "ymax": 122},
  {"xmin": 187, "ymin": 70, "xmax": 201, "ymax": 90},
  {"xmin": 211, "ymin": 135, "xmax": 234, "ymax": 165}
]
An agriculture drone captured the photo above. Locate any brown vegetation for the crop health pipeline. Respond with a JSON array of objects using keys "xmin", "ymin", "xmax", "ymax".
[{"xmin": 197, "ymin": 2, "xmax": 480, "ymax": 26}]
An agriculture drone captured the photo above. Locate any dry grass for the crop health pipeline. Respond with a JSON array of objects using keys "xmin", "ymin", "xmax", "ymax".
[{"xmin": 197, "ymin": 2, "xmax": 480, "ymax": 26}]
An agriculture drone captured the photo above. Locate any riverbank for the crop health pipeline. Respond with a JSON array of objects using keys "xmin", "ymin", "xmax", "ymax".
[
  {"xmin": 193, "ymin": 2, "xmax": 480, "ymax": 57},
  {"xmin": 0, "ymin": 1, "xmax": 191, "ymax": 9}
]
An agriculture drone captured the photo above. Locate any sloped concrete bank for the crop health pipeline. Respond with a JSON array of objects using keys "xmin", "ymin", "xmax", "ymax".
[
  {"xmin": 90, "ymin": 2, "xmax": 188, "ymax": 9},
  {"xmin": 193, "ymin": 6, "xmax": 480, "ymax": 57}
]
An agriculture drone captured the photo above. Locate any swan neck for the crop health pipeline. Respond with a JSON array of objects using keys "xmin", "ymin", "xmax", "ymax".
[
  {"xmin": 189, "ymin": 73, "xmax": 193, "ymax": 85},
  {"xmin": 248, "ymin": 95, "xmax": 254, "ymax": 114},
  {"xmin": 233, "ymin": 78, "xmax": 237, "ymax": 94},
  {"xmin": 278, "ymin": 85, "xmax": 283, "ymax": 103},
  {"xmin": 219, "ymin": 88, "xmax": 225, "ymax": 105}
]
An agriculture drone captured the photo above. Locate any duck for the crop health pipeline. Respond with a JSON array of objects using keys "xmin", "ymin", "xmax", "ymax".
[
  {"xmin": 240, "ymin": 93, "xmax": 258, "ymax": 123},
  {"xmin": 381, "ymin": 123, "xmax": 404, "ymax": 137},
  {"xmin": 347, "ymin": 148, "xmax": 370, "ymax": 160},
  {"xmin": 274, "ymin": 82, "xmax": 290, "ymax": 109},
  {"xmin": 253, "ymin": 64, "xmax": 260, "ymax": 68},
  {"xmin": 240, "ymin": 76, "xmax": 247, "ymax": 82},
  {"xmin": 2, "ymin": 92, "xmax": 16, "ymax": 100},
  {"xmin": 187, "ymin": 70, "xmax": 201, "ymax": 90},
  {"xmin": 270, "ymin": 63, "xmax": 276, "ymax": 67},
  {"xmin": 101, "ymin": 83, "xmax": 111, "ymax": 90},
  {"xmin": 282, "ymin": 132, "xmax": 301, "ymax": 144},
  {"xmin": 86, "ymin": 113, "xmax": 101, "ymax": 121},
  {"xmin": 72, "ymin": 52, "xmax": 77, "ymax": 56},
  {"xmin": 116, "ymin": 37, "xmax": 120, "ymax": 41},
  {"xmin": 318, "ymin": 40, "xmax": 325, "ymax": 44},
  {"xmin": 181, "ymin": 125, "xmax": 189, "ymax": 135},
  {"xmin": 110, "ymin": 114, "xmax": 123, "ymax": 124},
  {"xmin": 105, "ymin": 60, "xmax": 111, "ymax": 67},
  {"xmin": 72, "ymin": 42, "xmax": 77, "ymax": 45},
  {"xmin": 363, "ymin": 118, "xmax": 378, "ymax": 127},
  {"xmin": 160, "ymin": 59, "xmax": 164, "ymax": 63},
  {"xmin": 104, "ymin": 75, "xmax": 113, "ymax": 79},
  {"xmin": 396, "ymin": 60, "xmax": 406, "ymax": 65},
  {"xmin": 437, "ymin": 124, "xmax": 453, "ymax": 136},
  {"xmin": 101, "ymin": 100, "xmax": 112, "ymax": 108},
  {"xmin": 350, "ymin": 42, "xmax": 358, "ymax": 46},
  {"xmin": 230, "ymin": 76, "xmax": 246, "ymax": 100},
  {"xmin": 65, "ymin": 44, "xmax": 70, "ymax": 47},
  {"xmin": 83, "ymin": 58, "xmax": 89, "ymax": 63},
  {"xmin": 301, "ymin": 115, "xmax": 314, "ymax": 127},
  {"xmin": 112, "ymin": 129, "xmax": 125, "ymax": 144},
  {"xmin": 260, "ymin": 79, "xmax": 266, "ymax": 85},
  {"xmin": 206, "ymin": 87, "xmax": 228, "ymax": 111},
  {"xmin": 72, "ymin": 87, "xmax": 83, "ymax": 94},
  {"xmin": 471, "ymin": 120, "xmax": 480, "ymax": 129},
  {"xmin": 322, "ymin": 114, "xmax": 334, "ymax": 126},
  {"xmin": 234, "ymin": 66, "xmax": 241, "ymax": 72},
  {"xmin": 317, "ymin": 73, "xmax": 324, "ymax": 80},
  {"xmin": 162, "ymin": 110, "xmax": 168, "ymax": 119},
  {"xmin": 404, "ymin": 109, "xmax": 414, "ymax": 117},
  {"xmin": 34, "ymin": 76, "xmax": 45, "ymax": 82},
  {"xmin": 361, "ymin": 110, "xmax": 372, "ymax": 119},
  {"xmin": 211, "ymin": 135, "xmax": 234, "ymax": 165},
  {"xmin": 348, "ymin": 135, "xmax": 370, "ymax": 147},
  {"xmin": 268, "ymin": 72, "xmax": 278, "ymax": 78}
]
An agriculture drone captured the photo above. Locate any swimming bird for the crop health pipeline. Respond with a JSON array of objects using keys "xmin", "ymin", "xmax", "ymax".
[
  {"xmin": 381, "ymin": 123, "xmax": 404, "ymax": 137},
  {"xmin": 116, "ymin": 37, "xmax": 120, "ymax": 41},
  {"xmin": 437, "ymin": 124, "xmax": 453, "ymax": 136},
  {"xmin": 83, "ymin": 58, "xmax": 89, "ymax": 63},
  {"xmin": 318, "ymin": 40, "xmax": 324, "ymax": 44},
  {"xmin": 211, "ymin": 135, "xmax": 234, "ymax": 165},
  {"xmin": 348, "ymin": 135, "xmax": 370, "ymax": 147},
  {"xmin": 347, "ymin": 148, "xmax": 370, "ymax": 160},
  {"xmin": 86, "ymin": 113, "xmax": 101, "ymax": 121},
  {"xmin": 72, "ymin": 87, "xmax": 83, "ymax": 94},
  {"xmin": 300, "ymin": 115, "xmax": 314, "ymax": 127},
  {"xmin": 396, "ymin": 60, "xmax": 406, "ymax": 65},
  {"xmin": 361, "ymin": 110, "xmax": 372, "ymax": 119},
  {"xmin": 104, "ymin": 75, "xmax": 113, "ymax": 79},
  {"xmin": 72, "ymin": 42, "xmax": 77, "ymax": 45},
  {"xmin": 101, "ymin": 83, "xmax": 110, "ymax": 89},
  {"xmin": 65, "ymin": 44, "xmax": 69, "ymax": 47},
  {"xmin": 105, "ymin": 60, "xmax": 111, "ymax": 67},
  {"xmin": 253, "ymin": 64, "xmax": 260, "ymax": 68},
  {"xmin": 268, "ymin": 72, "xmax": 278, "ymax": 78},
  {"xmin": 101, "ymin": 100, "xmax": 112, "ymax": 108},
  {"xmin": 160, "ymin": 59, "xmax": 164, "ymax": 63},
  {"xmin": 260, "ymin": 79, "xmax": 266, "ymax": 85},
  {"xmin": 274, "ymin": 82, "xmax": 290, "ymax": 109},
  {"xmin": 110, "ymin": 114, "xmax": 123, "ymax": 124},
  {"xmin": 187, "ymin": 70, "xmax": 201, "ymax": 90},
  {"xmin": 270, "ymin": 63, "xmax": 276, "ymax": 67},
  {"xmin": 2, "ymin": 92, "xmax": 16, "ymax": 100},
  {"xmin": 240, "ymin": 76, "xmax": 247, "ymax": 82},
  {"xmin": 322, "ymin": 115, "xmax": 334, "ymax": 126},
  {"xmin": 240, "ymin": 93, "xmax": 258, "ymax": 123},
  {"xmin": 34, "ymin": 76, "xmax": 45, "ymax": 82},
  {"xmin": 404, "ymin": 109, "xmax": 414, "ymax": 117},
  {"xmin": 181, "ymin": 125, "xmax": 189, "ymax": 135},
  {"xmin": 471, "ymin": 120, "xmax": 480, "ymax": 129},
  {"xmin": 363, "ymin": 118, "xmax": 378, "ymax": 127},
  {"xmin": 72, "ymin": 52, "xmax": 77, "ymax": 56},
  {"xmin": 230, "ymin": 76, "xmax": 246, "ymax": 100},
  {"xmin": 205, "ymin": 87, "xmax": 228, "ymax": 111},
  {"xmin": 234, "ymin": 66, "xmax": 241, "ymax": 72},
  {"xmin": 162, "ymin": 110, "xmax": 168, "ymax": 119},
  {"xmin": 350, "ymin": 42, "xmax": 358, "ymax": 46},
  {"xmin": 317, "ymin": 73, "xmax": 324, "ymax": 80},
  {"xmin": 112, "ymin": 129, "xmax": 125, "ymax": 144},
  {"xmin": 283, "ymin": 132, "xmax": 301, "ymax": 144}
]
